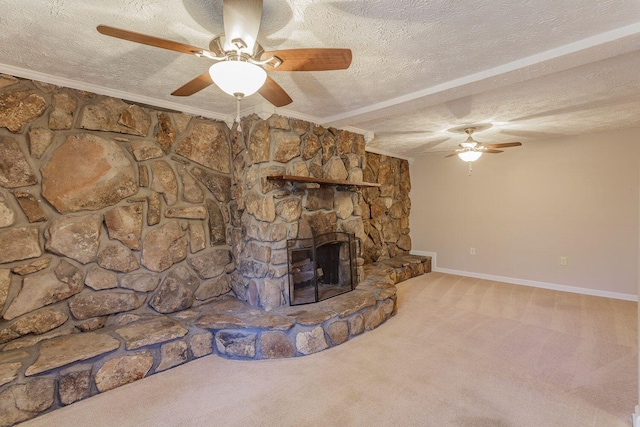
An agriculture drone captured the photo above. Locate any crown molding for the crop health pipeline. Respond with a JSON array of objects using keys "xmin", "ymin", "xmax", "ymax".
[{"xmin": 0, "ymin": 63, "xmax": 232, "ymax": 123}]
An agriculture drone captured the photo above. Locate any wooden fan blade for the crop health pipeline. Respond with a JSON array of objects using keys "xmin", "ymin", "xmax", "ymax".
[
  {"xmin": 445, "ymin": 152, "xmax": 460, "ymax": 158},
  {"xmin": 223, "ymin": 0, "xmax": 262, "ymax": 52},
  {"xmin": 171, "ymin": 72, "xmax": 213, "ymax": 96},
  {"xmin": 97, "ymin": 25, "xmax": 205, "ymax": 56},
  {"xmin": 484, "ymin": 142, "xmax": 522, "ymax": 149},
  {"xmin": 483, "ymin": 149, "xmax": 504, "ymax": 154},
  {"xmin": 261, "ymin": 48, "xmax": 352, "ymax": 71},
  {"xmin": 258, "ymin": 76, "xmax": 293, "ymax": 107}
]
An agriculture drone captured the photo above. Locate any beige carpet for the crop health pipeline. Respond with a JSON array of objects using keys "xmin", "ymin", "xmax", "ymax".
[{"xmin": 19, "ymin": 273, "xmax": 638, "ymax": 427}]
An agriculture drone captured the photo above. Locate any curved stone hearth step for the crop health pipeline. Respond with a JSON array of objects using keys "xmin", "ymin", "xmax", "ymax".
[{"xmin": 0, "ymin": 255, "xmax": 431, "ymax": 427}]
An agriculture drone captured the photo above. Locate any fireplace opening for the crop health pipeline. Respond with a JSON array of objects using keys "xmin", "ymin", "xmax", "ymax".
[{"xmin": 287, "ymin": 232, "xmax": 358, "ymax": 305}]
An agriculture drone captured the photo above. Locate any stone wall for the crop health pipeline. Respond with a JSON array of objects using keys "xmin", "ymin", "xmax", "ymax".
[
  {"xmin": 361, "ymin": 152, "xmax": 412, "ymax": 263},
  {"xmin": 0, "ymin": 75, "xmax": 234, "ymax": 358},
  {"xmin": 229, "ymin": 114, "xmax": 368, "ymax": 311},
  {"xmin": 0, "ymin": 75, "xmax": 235, "ymax": 425},
  {"xmin": 0, "ymin": 73, "xmax": 416, "ymax": 425}
]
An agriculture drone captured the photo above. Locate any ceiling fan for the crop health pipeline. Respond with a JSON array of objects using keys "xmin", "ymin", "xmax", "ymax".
[
  {"xmin": 97, "ymin": 0, "xmax": 352, "ymax": 109},
  {"xmin": 445, "ymin": 127, "xmax": 522, "ymax": 162}
]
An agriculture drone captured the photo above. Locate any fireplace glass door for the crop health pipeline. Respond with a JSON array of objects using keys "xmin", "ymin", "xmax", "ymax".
[{"xmin": 287, "ymin": 232, "xmax": 357, "ymax": 306}]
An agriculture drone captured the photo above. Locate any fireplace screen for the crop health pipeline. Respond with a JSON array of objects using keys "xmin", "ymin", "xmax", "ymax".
[{"xmin": 287, "ymin": 232, "xmax": 358, "ymax": 305}]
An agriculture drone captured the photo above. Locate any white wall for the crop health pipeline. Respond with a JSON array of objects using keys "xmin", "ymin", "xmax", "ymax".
[{"xmin": 409, "ymin": 128, "xmax": 640, "ymax": 298}]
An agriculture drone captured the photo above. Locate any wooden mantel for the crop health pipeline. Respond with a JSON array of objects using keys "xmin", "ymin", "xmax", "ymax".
[{"xmin": 266, "ymin": 175, "xmax": 381, "ymax": 188}]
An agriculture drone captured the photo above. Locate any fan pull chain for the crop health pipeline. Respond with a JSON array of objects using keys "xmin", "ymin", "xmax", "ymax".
[
  {"xmin": 235, "ymin": 97, "xmax": 242, "ymax": 133},
  {"xmin": 468, "ymin": 162, "xmax": 472, "ymax": 176}
]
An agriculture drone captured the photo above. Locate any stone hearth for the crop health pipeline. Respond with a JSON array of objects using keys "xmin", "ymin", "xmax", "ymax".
[{"xmin": 0, "ymin": 74, "xmax": 422, "ymax": 426}]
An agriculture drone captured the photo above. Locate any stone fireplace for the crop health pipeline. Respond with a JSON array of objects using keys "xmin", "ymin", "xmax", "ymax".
[
  {"xmin": 0, "ymin": 73, "xmax": 427, "ymax": 426},
  {"xmin": 228, "ymin": 113, "xmax": 370, "ymax": 311}
]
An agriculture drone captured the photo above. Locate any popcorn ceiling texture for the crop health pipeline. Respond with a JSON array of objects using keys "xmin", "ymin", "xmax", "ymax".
[{"xmin": 3, "ymin": 1, "xmax": 640, "ymax": 158}]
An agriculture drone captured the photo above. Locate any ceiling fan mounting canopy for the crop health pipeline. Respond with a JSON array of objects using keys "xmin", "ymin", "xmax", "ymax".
[{"xmin": 96, "ymin": 0, "xmax": 352, "ymax": 107}]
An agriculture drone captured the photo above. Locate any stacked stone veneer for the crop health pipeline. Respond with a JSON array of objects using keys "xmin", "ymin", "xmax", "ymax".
[
  {"xmin": 0, "ymin": 74, "xmax": 424, "ymax": 426},
  {"xmin": 361, "ymin": 152, "xmax": 412, "ymax": 263}
]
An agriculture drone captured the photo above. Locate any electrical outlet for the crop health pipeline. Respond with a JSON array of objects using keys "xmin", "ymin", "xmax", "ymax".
[
  {"xmin": 560, "ymin": 256, "xmax": 567, "ymax": 266},
  {"xmin": 470, "ymin": 247, "xmax": 476, "ymax": 255}
]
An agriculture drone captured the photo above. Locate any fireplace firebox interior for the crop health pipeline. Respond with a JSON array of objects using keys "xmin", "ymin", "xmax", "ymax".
[{"xmin": 287, "ymin": 232, "xmax": 358, "ymax": 305}]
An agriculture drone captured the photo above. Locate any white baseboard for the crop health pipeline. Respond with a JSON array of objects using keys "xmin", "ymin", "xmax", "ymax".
[{"xmin": 410, "ymin": 250, "xmax": 637, "ymax": 302}]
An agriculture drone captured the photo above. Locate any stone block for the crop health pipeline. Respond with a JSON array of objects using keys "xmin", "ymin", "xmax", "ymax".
[
  {"xmin": 335, "ymin": 191, "xmax": 354, "ymax": 219},
  {"xmin": 80, "ymin": 98, "xmax": 150, "ymax": 136},
  {"xmin": 172, "ymin": 112, "xmax": 192, "ymax": 134},
  {"xmin": 3, "ymin": 260, "xmax": 83, "ymax": 320},
  {"xmin": 348, "ymin": 313, "xmax": 365, "ymax": 335},
  {"xmin": 319, "ymin": 289, "xmax": 376, "ymax": 318},
  {"xmin": 165, "ymin": 205, "xmax": 207, "ymax": 219},
  {"xmin": 327, "ymin": 320, "xmax": 349, "ymax": 345},
  {"xmin": 104, "ymin": 203, "xmax": 143, "ymax": 250},
  {"xmin": 0, "ymin": 378, "xmax": 54, "ymax": 426},
  {"xmin": 45, "ymin": 213, "xmax": 102, "ymax": 264},
  {"xmin": 59, "ymin": 369, "xmax": 91, "ymax": 405},
  {"xmin": 0, "ymin": 193, "xmax": 15, "ymax": 227},
  {"xmin": 150, "ymin": 160, "xmax": 178, "ymax": 206},
  {"xmin": 28, "ymin": 127, "xmax": 54, "ymax": 159},
  {"xmin": 191, "ymin": 167, "xmax": 232, "ymax": 205},
  {"xmin": 195, "ymin": 275, "xmax": 231, "ymax": 301},
  {"xmin": 84, "ymin": 265, "xmax": 118, "ymax": 291},
  {"xmin": 246, "ymin": 120, "xmax": 270, "ymax": 165},
  {"xmin": 156, "ymin": 112, "xmax": 176, "ymax": 152},
  {"xmin": 13, "ymin": 191, "xmax": 47, "ymax": 223},
  {"xmin": 49, "ymin": 93, "xmax": 76, "ymax": 130},
  {"xmin": 25, "ymin": 332, "xmax": 120, "ymax": 376},
  {"xmin": 189, "ymin": 332, "xmax": 213, "ymax": 358},
  {"xmin": 189, "ymin": 222, "xmax": 207, "ymax": 253},
  {"xmin": 215, "ymin": 331, "xmax": 257, "ymax": 358},
  {"xmin": 157, "ymin": 340, "xmax": 188, "ymax": 371},
  {"xmin": 0, "ymin": 226, "xmax": 42, "ymax": 264},
  {"xmin": 0, "ymin": 269, "xmax": 9, "ymax": 310},
  {"xmin": 115, "ymin": 317, "xmax": 188, "ymax": 350},
  {"xmin": 302, "ymin": 133, "xmax": 321, "ymax": 160},
  {"xmin": 150, "ymin": 265, "xmax": 200, "ymax": 314},
  {"xmin": 272, "ymin": 130, "xmax": 301, "ymax": 163},
  {"xmin": 321, "ymin": 134, "xmax": 336, "ymax": 164},
  {"xmin": 323, "ymin": 157, "xmax": 348, "ymax": 181},
  {"xmin": 177, "ymin": 166, "xmax": 204, "ymax": 203},
  {"xmin": 273, "ymin": 305, "xmax": 334, "ymax": 326},
  {"xmin": 94, "ymin": 353, "xmax": 153, "ymax": 392},
  {"xmin": 176, "ymin": 122, "xmax": 230, "ymax": 173},
  {"xmin": 260, "ymin": 332, "xmax": 295, "ymax": 359},
  {"xmin": 304, "ymin": 187, "xmax": 334, "ymax": 211},
  {"xmin": 188, "ymin": 249, "xmax": 231, "ymax": 279},
  {"xmin": 120, "ymin": 273, "xmax": 161, "ymax": 292},
  {"xmin": 0, "ymin": 350, "xmax": 28, "ymax": 387},
  {"xmin": 11, "ymin": 258, "xmax": 50, "ymax": 276},
  {"xmin": 41, "ymin": 134, "xmax": 137, "ymax": 213},
  {"xmin": 130, "ymin": 139, "xmax": 163, "ymax": 161},
  {"xmin": 69, "ymin": 290, "xmax": 145, "ymax": 320},
  {"xmin": 147, "ymin": 191, "xmax": 162, "ymax": 226},
  {"xmin": 98, "ymin": 242, "xmax": 140, "ymax": 273},
  {"xmin": 141, "ymin": 220, "xmax": 187, "ymax": 272},
  {"xmin": 76, "ymin": 317, "xmax": 107, "ymax": 332},
  {"xmin": 0, "ymin": 90, "xmax": 46, "ymax": 133},
  {"xmin": 295, "ymin": 326, "xmax": 328, "ymax": 355},
  {"xmin": 0, "ymin": 309, "xmax": 68, "ymax": 344}
]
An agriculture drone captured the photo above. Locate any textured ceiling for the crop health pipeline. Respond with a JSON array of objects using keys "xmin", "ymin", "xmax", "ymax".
[{"xmin": 2, "ymin": 0, "xmax": 640, "ymax": 159}]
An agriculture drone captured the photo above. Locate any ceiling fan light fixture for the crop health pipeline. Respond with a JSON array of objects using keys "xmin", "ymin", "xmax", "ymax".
[
  {"xmin": 209, "ymin": 60, "xmax": 267, "ymax": 98},
  {"xmin": 457, "ymin": 150, "xmax": 483, "ymax": 162}
]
